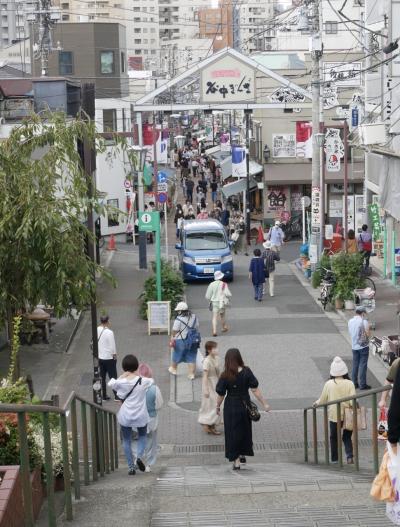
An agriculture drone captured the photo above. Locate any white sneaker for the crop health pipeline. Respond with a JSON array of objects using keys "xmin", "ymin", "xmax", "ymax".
[
  {"xmin": 145, "ymin": 466, "xmax": 151, "ymax": 473},
  {"xmin": 168, "ymin": 366, "xmax": 177, "ymax": 375}
]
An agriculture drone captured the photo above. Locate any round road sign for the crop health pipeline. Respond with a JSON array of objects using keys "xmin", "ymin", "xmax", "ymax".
[
  {"xmin": 124, "ymin": 179, "xmax": 132, "ymax": 189},
  {"xmin": 158, "ymin": 192, "xmax": 168, "ymax": 204}
]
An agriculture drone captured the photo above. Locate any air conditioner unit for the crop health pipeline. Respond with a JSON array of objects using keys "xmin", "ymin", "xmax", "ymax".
[{"xmin": 359, "ymin": 122, "xmax": 387, "ymax": 145}]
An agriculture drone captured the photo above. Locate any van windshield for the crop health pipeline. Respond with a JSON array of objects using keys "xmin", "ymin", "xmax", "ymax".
[{"xmin": 186, "ymin": 231, "xmax": 227, "ymax": 250}]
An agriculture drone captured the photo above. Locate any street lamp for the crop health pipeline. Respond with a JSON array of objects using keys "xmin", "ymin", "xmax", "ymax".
[{"xmin": 130, "ymin": 145, "xmax": 148, "ymax": 269}]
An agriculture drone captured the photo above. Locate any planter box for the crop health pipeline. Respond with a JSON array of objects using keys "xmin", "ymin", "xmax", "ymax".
[
  {"xmin": 0, "ymin": 466, "xmax": 43, "ymax": 527},
  {"xmin": 0, "ymin": 466, "xmax": 24, "ymax": 527}
]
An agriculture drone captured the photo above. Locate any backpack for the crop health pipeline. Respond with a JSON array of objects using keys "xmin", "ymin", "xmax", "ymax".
[
  {"xmin": 359, "ymin": 234, "xmax": 372, "ymax": 252},
  {"xmin": 178, "ymin": 316, "xmax": 201, "ymax": 349}
]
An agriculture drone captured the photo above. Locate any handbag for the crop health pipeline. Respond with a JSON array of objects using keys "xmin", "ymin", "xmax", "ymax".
[
  {"xmin": 370, "ymin": 450, "xmax": 395, "ymax": 502},
  {"xmin": 243, "ymin": 400, "xmax": 261, "ymax": 422},
  {"xmin": 343, "ymin": 405, "xmax": 367, "ymax": 431},
  {"xmin": 231, "ymin": 231, "xmax": 239, "ymax": 242}
]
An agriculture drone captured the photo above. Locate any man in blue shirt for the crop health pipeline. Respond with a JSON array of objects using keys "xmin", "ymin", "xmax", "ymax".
[
  {"xmin": 267, "ymin": 220, "xmax": 285, "ymax": 253},
  {"xmin": 348, "ymin": 306, "xmax": 371, "ymax": 390},
  {"xmin": 249, "ymin": 248, "xmax": 266, "ymax": 301}
]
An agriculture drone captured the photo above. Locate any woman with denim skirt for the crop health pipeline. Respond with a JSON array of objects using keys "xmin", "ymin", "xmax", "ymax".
[
  {"xmin": 108, "ymin": 354, "xmax": 153, "ymax": 475},
  {"xmin": 168, "ymin": 302, "xmax": 200, "ymax": 380}
]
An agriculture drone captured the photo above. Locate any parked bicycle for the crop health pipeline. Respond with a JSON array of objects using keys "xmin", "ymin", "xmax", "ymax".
[{"xmin": 318, "ymin": 268, "xmax": 336, "ymax": 310}]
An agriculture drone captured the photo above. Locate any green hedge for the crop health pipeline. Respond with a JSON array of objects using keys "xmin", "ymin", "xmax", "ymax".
[{"xmin": 139, "ymin": 259, "xmax": 184, "ymax": 319}]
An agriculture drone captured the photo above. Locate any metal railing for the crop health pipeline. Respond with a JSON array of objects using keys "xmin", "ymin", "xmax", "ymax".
[
  {"xmin": 0, "ymin": 392, "xmax": 118, "ymax": 526},
  {"xmin": 304, "ymin": 385, "xmax": 391, "ymax": 474}
]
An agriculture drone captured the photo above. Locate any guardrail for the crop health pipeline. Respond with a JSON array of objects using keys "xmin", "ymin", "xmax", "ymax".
[
  {"xmin": 304, "ymin": 385, "xmax": 391, "ymax": 474},
  {"xmin": 0, "ymin": 392, "xmax": 118, "ymax": 526}
]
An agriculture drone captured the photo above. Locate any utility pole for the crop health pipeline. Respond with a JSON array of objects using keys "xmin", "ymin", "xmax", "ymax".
[
  {"xmin": 245, "ymin": 109, "xmax": 252, "ymax": 250},
  {"xmin": 79, "ymin": 83, "xmax": 102, "ymax": 406},
  {"xmin": 28, "ymin": 0, "xmax": 60, "ymax": 76},
  {"xmin": 310, "ymin": 0, "xmax": 323, "ymax": 266}
]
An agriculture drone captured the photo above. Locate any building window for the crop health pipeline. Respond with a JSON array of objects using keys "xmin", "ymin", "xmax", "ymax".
[
  {"xmin": 103, "ymin": 109, "xmax": 117, "ymax": 132},
  {"xmin": 134, "ymin": 28, "xmax": 141, "ymax": 33},
  {"xmin": 135, "ymin": 49, "xmax": 141, "ymax": 54},
  {"xmin": 59, "ymin": 51, "xmax": 74, "ymax": 74},
  {"xmin": 325, "ymin": 21, "xmax": 338, "ymax": 34},
  {"xmin": 107, "ymin": 199, "xmax": 120, "ymax": 227},
  {"xmin": 122, "ymin": 108, "xmax": 126, "ymax": 132},
  {"xmin": 134, "ymin": 39, "xmax": 141, "ymax": 44},
  {"xmin": 62, "ymin": 14, "xmax": 69, "ymax": 20},
  {"xmin": 120, "ymin": 51, "xmax": 125, "ymax": 72},
  {"xmin": 100, "ymin": 50, "xmax": 114, "ymax": 73}
]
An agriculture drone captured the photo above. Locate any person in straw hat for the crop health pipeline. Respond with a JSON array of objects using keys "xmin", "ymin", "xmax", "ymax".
[
  {"xmin": 205, "ymin": 271, "xmax": 232, "ymax": 337},
  {"xmin": 313, "ymin": 357, "xmax": 356, "ymax": 464},
  {"xmin": 262, "ymin": 240, "xmax": 280, "ymax": 297},
  {"xmin": 169, "ymin": 301, "xmax": 200, "ymax": 380}
]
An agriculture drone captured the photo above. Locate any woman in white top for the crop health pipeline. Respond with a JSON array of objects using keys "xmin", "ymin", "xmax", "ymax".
[
  {"xmin": 169, "ymin": 302, "xmax": 200, "ymax": 380},
  {"xmin": 198, "ymin": 340, "xmax": 222, "ymax": 435},
  {"xmin": 205, "ymin": 271, "xmax": 232, "ymax": 337},
  {"xmin": 108, "ymin": 354, "xmax": 153, "ymax": 476}
]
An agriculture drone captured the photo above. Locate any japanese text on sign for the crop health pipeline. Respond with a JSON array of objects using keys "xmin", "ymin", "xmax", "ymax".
[
  {"xmin": 311, "ymin": 186, "xmax": 321, "ymax": 231},
  {"xmin": 368, "ymin": 203, "xmax": 381, "ymax": 241},
  {"xmin": 200, "ymin": 55, "xmax": 256, "ymax": 103}
]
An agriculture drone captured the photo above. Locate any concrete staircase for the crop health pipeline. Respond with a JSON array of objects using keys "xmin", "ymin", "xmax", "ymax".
[{"xmin": 47, "ymin": 449, "xmax": 392, "ymax": 527}]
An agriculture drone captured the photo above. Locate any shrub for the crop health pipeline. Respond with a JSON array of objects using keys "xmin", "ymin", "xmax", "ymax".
[
  {"xmin": 331, "ymin": 251, "xmax": 364, "ymax": 300},
  {"xmin": 311, "ymin": 269, "xmax": 321, "ymax": 289},
  {"xmin": 0, "ymin": 413, "xmax": 42, "ymax": 470},
  {"xmin": 139, "ymin": 259, "xmax": 184, "ymax": 319}
]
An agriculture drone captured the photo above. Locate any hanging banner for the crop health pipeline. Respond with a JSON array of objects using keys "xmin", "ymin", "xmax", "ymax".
[
  {"xmin": 220, "ymin": 132, "xmax": 231, "ymax": 152},
  {"xmin": 295, "ymin": 122, "xmax": 313, "ymax": 158},
  {"xmin": 368, "ymin": 203, "xmax": 381, "ymax": 241},
  {"xmin": 323, "ymin": 85, "xmax": 339, "ymax": 110},
  {"xmin": 323, "ymin": 62, "xmax": 362, "ymax": 87},
  {"xmin": 158, "ymin": 139, "xmax": 168, "ymax": 164},
  {"xmin": 231, "ymin": 146, "xmax": 246, "ymax": 178},
  {"xmin": 324, "ymin": 128, "xmax": 344, "ymax": 173}
]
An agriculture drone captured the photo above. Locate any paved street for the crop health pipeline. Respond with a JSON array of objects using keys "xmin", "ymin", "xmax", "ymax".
[{"xmin": 34, "ymin": 226, "xmax": 393, "ymax": 526}]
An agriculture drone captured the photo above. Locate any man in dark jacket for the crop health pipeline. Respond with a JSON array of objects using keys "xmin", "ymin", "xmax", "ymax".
[
  {"xmin": 249, "ymin": 248, "xmax": 265, "ymax": 302},
  {"xmin": 262, "ymin": 240, "xmax": 280, "ymax": 297},
  {"xmin": 186, "ymin": 178, "xmax": 194, "ymax": 203}
]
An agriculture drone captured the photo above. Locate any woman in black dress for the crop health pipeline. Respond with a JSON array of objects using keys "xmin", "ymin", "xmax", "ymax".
[{"xmin": 216, "ymin": 348, "xmax": 270, "ymax": 470}]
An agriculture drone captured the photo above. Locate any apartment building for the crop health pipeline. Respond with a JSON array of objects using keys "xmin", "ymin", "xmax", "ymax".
[
  {"xmin": 198, "ymin": 0, "xmax": 235, "ymax": 52},
  {"xmin": 31, "ymin": 22, "xmax": 129, "ymax": 99},
  {"xmin": 238, "ymin": 0, "xmax": 274, "ymax": 54},
  {"xmin": 0, "ymin": 0, "xmax": 36, "ymax": 49}
]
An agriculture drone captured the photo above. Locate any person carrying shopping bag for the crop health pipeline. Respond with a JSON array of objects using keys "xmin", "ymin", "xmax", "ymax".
[
  {"xmin": 313, "ymin": 356, "xmax": 356, "ymax": 464},
  {"xmin": 262, "ymin": 241, "xmax": 280, "ymax": 297},
  {"xmin": 205, "ymin": 271, "xmax": 232, "ymax": 337},
  {"xmin": 198, "ymin": 341, "xmax": 222, "ymax": 435},
  {"xmin": 108, "ymin": 354, "xmax": 153, "ymax": 476}
]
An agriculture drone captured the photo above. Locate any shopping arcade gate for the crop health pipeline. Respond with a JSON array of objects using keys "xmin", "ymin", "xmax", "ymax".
[{"xmin": 133, "ymin": 47, "xmax": 312, "ymax": 117}]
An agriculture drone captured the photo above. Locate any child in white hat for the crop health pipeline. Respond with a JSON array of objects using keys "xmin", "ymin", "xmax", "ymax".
[{"xmin": 313, "ymin": 357, "xmax": 356, "ymax": 464}]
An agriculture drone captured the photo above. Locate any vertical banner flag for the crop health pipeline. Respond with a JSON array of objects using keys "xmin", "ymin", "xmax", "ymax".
[
  {"xmin": 368, "ymin": 203, "xmax": 381, "ymax": 241},
  {"xmin": 231, "ymin": 146, "xmax": 246, "ymax": 178},
  {"xmin": 296, "ymin": 122, "xmax": 313, "ymax": 158},
  {"xmin": 324, "ymin": 128, "xmax": 345, "ymax": 173},
  {"xmin": 158, "ymin": 138, "xmax": 168, "ymax": 164},
  {"xmin": 220, "ymin": 132, "xmax": 231, "ymax": 152}
]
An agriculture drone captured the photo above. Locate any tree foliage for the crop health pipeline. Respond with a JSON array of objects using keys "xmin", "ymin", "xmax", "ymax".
[{"xmin": 0, "ymin": 113, "xmax": 131, "ymax": 320}]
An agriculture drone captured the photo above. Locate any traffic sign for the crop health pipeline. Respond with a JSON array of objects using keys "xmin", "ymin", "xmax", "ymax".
[
  {"xmin": 157, "ymin": 171, "xmax": 167, "ymax": 183},
  {"xmin": 138, "ymin": 211, "xmax": 160, "ymax": 232},
  {"xmin": 124, "ymin": 179, "xmax": 132, "ymax": 189},
  {"xmin": 157, "ymin": 182, "xmax": 168, "ymax": 192},
  {"xmin": 158, "ymin": 192, "xmax": 168, "ymax": 204}
]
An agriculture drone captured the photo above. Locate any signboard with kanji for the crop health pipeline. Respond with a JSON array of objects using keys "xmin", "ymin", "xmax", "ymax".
[
  {"xmin": 311, "ymin": 186, "xmax": 321, "ymax": 233},
  {"xmin": 200, "ymin": 55, "xmax": 255, "ymax": 103},
  {"xmin": 368, "ymin": 203, "xmax": 381, "ymax": 241}
]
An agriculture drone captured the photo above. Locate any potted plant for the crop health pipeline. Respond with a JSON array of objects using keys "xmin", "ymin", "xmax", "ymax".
[{"xmin": 331, "ymin": 252, "xmax": 364, "ymax": 311}]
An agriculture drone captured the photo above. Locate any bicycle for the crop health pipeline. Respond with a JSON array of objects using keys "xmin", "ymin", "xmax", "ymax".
[{"xmin": 318, "ymin": 268, "xmax": 336, "ymax": 310}]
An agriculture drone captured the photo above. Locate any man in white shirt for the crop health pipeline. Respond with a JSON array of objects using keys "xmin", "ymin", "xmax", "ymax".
[
  {"xmin": 98, "ymin": 314, "xmax": 118, "ymax": 401},
  {"xmin": 267, "ymin": 220, "xmax": 285, "ymax": 253}
]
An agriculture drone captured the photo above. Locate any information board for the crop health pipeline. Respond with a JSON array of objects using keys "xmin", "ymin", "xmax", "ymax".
[{"xmin": 147, "ymin": 301, "xmax": 171, "ymax": 335}]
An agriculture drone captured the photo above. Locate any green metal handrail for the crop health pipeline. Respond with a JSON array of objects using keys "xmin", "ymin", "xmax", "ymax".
[
  {"xmin": 304, "ymin": 385, "xmax": 391, "ymax": 474},
  {"xmin": 0, "ymin": 392, "xmax": 119, "ymax": 526}
]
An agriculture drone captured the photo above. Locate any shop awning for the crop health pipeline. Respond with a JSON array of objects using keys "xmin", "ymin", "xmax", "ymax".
[
  {"xmin": 221, "ymin": 178, "xmax": 258, "ymax": 198},
  {"xmin": 264, "ymin": 162, "xmax": 364, "ymax": 184},
  {"xmin": 221, "ymin": 158, "xmax": 263, "ymax": 181}
]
